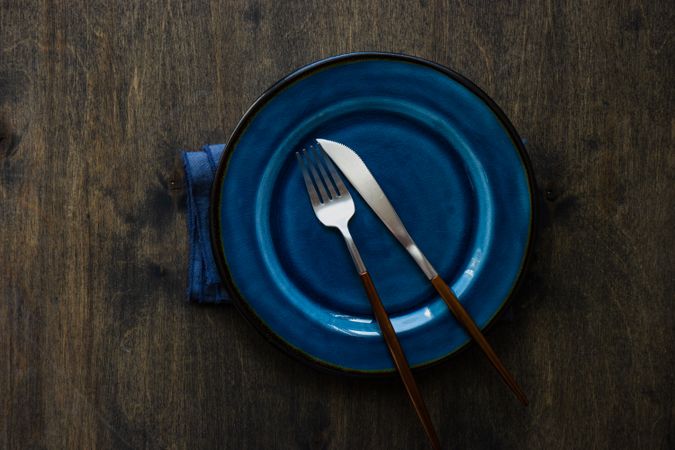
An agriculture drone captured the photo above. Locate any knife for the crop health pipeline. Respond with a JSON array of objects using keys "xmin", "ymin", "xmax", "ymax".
[{"xmin": 317, "ymin": 138, "xmax": 528, "ymax": 406}]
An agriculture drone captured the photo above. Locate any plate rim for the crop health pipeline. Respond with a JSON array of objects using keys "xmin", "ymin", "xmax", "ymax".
[{"xmin": 209, "ymin": 51, "xmax": 538, "ymax": 376}]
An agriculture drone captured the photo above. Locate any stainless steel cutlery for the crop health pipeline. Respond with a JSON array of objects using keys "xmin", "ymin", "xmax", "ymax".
[
  {"xmin": 317, "ymin": 138, "xmax": 528, "ymax": 406},
  {"xmin": 297, "ymin": 146, "xmax": 441, "ymax": 450}
]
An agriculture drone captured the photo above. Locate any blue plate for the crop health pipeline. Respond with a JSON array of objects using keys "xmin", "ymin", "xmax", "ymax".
[{"xmin": 211, "ymin": 53, "xmax": 535, "ymax": 374}]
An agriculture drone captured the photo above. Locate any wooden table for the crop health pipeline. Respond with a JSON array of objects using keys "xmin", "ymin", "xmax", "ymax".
[{"xmin": 1, "ymin": 1, "xmax": 672, "ymax": 449}]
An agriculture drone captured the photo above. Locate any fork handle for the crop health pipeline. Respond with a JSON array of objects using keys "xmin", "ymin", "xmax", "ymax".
[
  {"xmin": 430, "ymin": 276, "xmax": 529, "ymax": 406},
  {"xmin": 359, "ymin": 272, "xmax": 441, "ymax": 450}
]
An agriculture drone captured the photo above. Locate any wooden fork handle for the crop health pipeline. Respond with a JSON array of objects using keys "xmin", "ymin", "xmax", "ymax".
[
  {"xmin": 359, "ymin": 272, "xmax": 441, "ymax": 450},
  {"xmin": 430, "ymin": 275, "xmax": 529, "ymax": 406}
]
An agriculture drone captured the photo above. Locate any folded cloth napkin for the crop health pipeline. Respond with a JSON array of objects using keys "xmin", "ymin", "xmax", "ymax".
[{"xmin": 182, "ymin": 145, "xmax": 228, "ymax": 303}]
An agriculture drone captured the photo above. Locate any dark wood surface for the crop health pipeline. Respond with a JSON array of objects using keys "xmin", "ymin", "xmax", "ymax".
[{"xmin": 1, "ymin": 1, "xmax": 672, "ymax": 449}]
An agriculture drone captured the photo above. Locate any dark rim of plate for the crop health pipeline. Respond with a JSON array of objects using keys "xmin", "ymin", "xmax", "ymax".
[{"xmin": 209, "ymin": 52, "xmax": 539, "ymax": 377}]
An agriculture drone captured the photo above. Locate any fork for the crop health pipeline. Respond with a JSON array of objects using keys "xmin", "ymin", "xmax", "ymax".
[{"xmin": 297, "ymin": 145, "xmax": 442, "ymax": 450}]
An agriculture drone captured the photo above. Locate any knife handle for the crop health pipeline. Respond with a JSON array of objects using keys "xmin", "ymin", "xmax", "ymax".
[
  {"xmin": 430, "ymin": 275, "xmax": 529, "ymax": 406},
  {"xmin": 359, "ymin": 272, "xmax": 441, "ymax": 450}
]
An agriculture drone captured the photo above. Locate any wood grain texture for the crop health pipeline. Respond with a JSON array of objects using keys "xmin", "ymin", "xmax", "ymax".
[{"xmin": 0, "ymin": 1, "xmax": 672, "ymax": 449}]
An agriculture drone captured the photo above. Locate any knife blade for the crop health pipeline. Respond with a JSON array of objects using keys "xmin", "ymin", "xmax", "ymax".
[
  {"xmin": 316, "ymin": 138, "xmax": 437, "ymax": 280},
  {"xmin": 317, "ymin": 138, "xmax": 528, "ymax": 406}
]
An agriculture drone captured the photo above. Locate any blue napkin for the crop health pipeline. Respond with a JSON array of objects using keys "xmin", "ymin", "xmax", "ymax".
[{"xmin": 182, "ymin": 145, "xmax": 228, "ymax": 303}]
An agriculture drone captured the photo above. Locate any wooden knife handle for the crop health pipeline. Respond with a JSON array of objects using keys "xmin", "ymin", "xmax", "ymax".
[
  {"xmin": 359, "ymin": 272, "xmax": 441, "ymax": 450},
  {"xmin": 431, "ymin": 275, "xmax": 529, "ymax": 406}
]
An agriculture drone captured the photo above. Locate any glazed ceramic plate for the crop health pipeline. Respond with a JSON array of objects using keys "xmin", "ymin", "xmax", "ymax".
[{"xmin": 211, "ymin": 53, "xmax": 535, "ymax": 374}]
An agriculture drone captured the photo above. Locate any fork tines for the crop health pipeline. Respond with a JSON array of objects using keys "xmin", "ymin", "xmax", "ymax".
[{"xmin": 296, "ymin": 145, "xmax": 347, "ymax": 204}]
